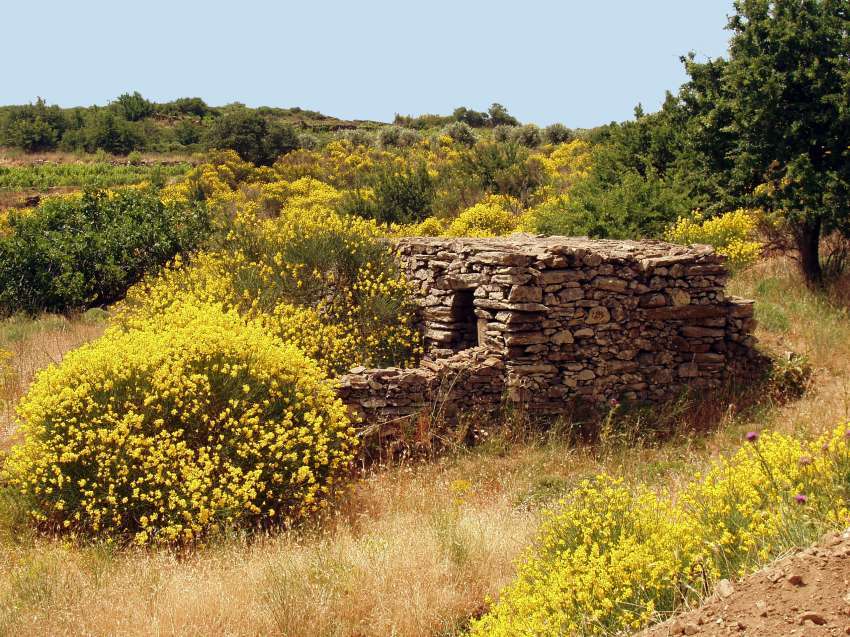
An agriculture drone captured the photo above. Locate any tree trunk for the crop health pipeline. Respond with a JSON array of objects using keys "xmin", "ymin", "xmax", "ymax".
[{"xmin": 795, "ymin": 219, "xmax": 823, "ymax": 286}]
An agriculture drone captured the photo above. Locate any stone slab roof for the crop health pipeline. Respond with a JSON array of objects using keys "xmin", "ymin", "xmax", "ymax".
[{"xmin": 396, "ymin": 234, "xmax": 720, "ymax": 271}]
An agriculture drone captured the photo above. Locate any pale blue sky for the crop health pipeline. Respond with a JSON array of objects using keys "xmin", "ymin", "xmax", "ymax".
[{"xmin": 3, "ymin": 1, "xmax": 734, "ymax": 128}]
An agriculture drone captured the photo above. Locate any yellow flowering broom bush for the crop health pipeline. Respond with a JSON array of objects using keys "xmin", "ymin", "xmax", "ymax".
[
  {"xmin": 122, "ymin": 163, "xmax": 422, "ymax": 375},
  {"xmin": 665, "ymin": 209, "xmax": 763, "ymax": 269},
  {"xmin": 471, "ymin": 424, "xmax": 850, "ymax": 636},
  {"xmin": 0, "ymin": 301, "xmax": 357, "ymax": 545},
  {"xmin": 445, "ymin": 200, "xmax": 518, "ymax": 237}
]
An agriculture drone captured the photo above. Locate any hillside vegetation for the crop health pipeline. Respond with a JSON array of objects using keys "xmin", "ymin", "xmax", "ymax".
[{"xmin": 2, "ymin": 0, "xmax": 850, "ymax": 635}]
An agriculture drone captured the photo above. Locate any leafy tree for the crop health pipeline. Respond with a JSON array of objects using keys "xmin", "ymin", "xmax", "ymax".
[
  {"xmin": 487, "ymin": 103, "xmax": 519, "ymax": 127},
  {"xmin": 452, "ymin": 106, "xmax": 489, "ymax": 127},
  {"xmin": 85, "ymin": 110, "xmax": 143, "ymax": 154},
  {"xmin": 543, "ymin": 123, "xmax": 574, "ymax": 144},
  {"xmin": 715, "ymin": 0, "xmax": 850, "ymax": 284},
  {"xmin": 174, "ymin": 119, "xmax": 203, "ymax": 146},
  {"xmin": 113, "ymin": 92, "xmax": 155, "ymax": 122},
  {"xmin": 164, "ymin": 97, "xmax": 209, "ymax": 117},
  {"xmin": 0, "ymin": 98, "xmax": 67, "ymax": 151},
  {"xmin": 205, "ymin": 109, "xmax": 298, "ymax": 165}
]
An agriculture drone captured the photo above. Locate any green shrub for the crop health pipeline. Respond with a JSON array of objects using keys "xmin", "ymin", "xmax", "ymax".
[
  {"xmin": 1, "ymin": 301, "xmax": 357, "ymax": 544},
  {"xmin": 544, "ymin": 123, "xmax": 573, "ymax": 144},
  {"xmin": 460, "ymin": 141, "xmax": 546, "ymax": 205},
  {"xmin": 492, "ymin": 125, "xmax": 515, "ymax": 143},
  {"xmin": 174, "ymin": 120, "xmax": 203, "ymax": 146},
  {"xmin": 378, "ymin": 126, "xmax": 403, "ymax": 148},
  {"xmin": 533, "ymin": 162, "xmax": 693, "ymax": 239},
  {"xmin": 112, "ymin": 92, "xmax": 154, "ymax": 122},
  {"xmin": 83, "ymin": 111, "xmax": 143, "ymax": 155},
  {"xmin": 487, "ymin": 102, "xmax": 519, "ymax": 127},
  {"xmin": 205, "ymin": 109, "xmax": 299, "ymax": 166},
  {"xmin": 161, "ymin": 97, "xmax": 209, "ymax": 117},
  {"xmin": 0, "ymin": 187, "xmax": 209, "ymax": 315},
  {"xmin": 452, "ymin": 106, "xmax": 489, "ymax": 128},
  {"xmin": 442, "ymin": 121, "xmax": 476, "ymax": 146},
  {"xmin": 511, "ymin": 124, "xmax": 542, "ymax": 148},
  {"xmin": 378, "ymin": 126, "xmax": 421, "ymax": 148},
  {"xmin": 340, "ymin": 129, "xmax": 375, "ymax": 147},
  {"xmin": 0, "ymin": 99, "xmax": 67, "ymax": 152},
  {"xmin": 341, "ymin": 161, "xmax": 435, "ymax": 224}
]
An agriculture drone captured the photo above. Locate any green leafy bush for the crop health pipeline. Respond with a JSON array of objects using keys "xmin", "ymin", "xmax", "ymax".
[
  {"xmin": 113, "ymin": 92, "xmax": 155, "ymax": 122},
  {"xmin": 341, "ymin": 129, "xmax": 375, "ymax": 147},
  {"xmin": 205, "ymin": 109, "xmax": 299, "ymax": 166},
  {"xmin": 511, "ymin": 124, "xmax": 542, "ymax": 148},
  {"xmin": 341, "ymin": 161, "xmax": 435, "ymax": 224},
  {"xmin": 442, "ymin": 121, "xmax": 476, "ymax": 146},
  {"xmin": 460, "ymin": 141, "xmax": 545, "ymax": 205},
  {"xmin": 83, "ymin": 111, "xmax": 144, "ymax": 155},
  {"xmin": 0, "ymin": 98, "xmax": 67, "ymax": 152},
  {"xmin": 378, "ymin": 126, "xmax": 421, "ymax": 148},
  {"xmin": 0, "ymin": 187, "xmax": 209, "ymax": 315},
  {"xmin": 544, "ymin": 123, "xmax": 573, "ymax": 144}
]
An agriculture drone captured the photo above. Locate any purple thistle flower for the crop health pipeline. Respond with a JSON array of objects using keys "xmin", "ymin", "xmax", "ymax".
[
  {"xmin": 609, "ymin": 398, "xmax": 620, "ymax": 408},
  {"xmin": 745, "ymin": 431, "xmax": 759, "ymax": 443},
  {"xmin": 794, "ymin": 494, "xmax": 808, "ymax": 505}
]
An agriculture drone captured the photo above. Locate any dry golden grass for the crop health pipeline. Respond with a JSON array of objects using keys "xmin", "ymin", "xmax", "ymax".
[
  {"xmin": 1, "ymin": 257, "xmax": 849, "ymax": 636},
  {"xmin": 0, "ymin": 315, "xmax": 104, "ymax": 452}
]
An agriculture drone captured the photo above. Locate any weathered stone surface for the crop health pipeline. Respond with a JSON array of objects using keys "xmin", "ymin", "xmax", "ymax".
[
  {"xmin": 586, "ymin": 306, "xmax": 611, "ymax": 325},
  {"xmin": 338, "ymin": 235, "xmax": 762, "ymax": 433},
  {"xmin": 508, "ymin": 285, "xmax": 543, "ymax": 303},
  {"xmin": 593, "ymin": 276, "xmax": 628, "ymax": 293}
]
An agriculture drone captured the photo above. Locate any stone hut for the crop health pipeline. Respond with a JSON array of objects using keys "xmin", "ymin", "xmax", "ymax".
[{"xmin": 337, "ymin": 235, "xmax": 760, "ymax": 431}]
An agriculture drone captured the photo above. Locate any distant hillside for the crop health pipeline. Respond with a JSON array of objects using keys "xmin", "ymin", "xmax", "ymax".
[
  {"xmin": 0, "ymin": 96, "xmax": 583, "ymax": 163},
  {"xmin": 0, "ymin": 95, "xmax": 389, "ymax": 158}
]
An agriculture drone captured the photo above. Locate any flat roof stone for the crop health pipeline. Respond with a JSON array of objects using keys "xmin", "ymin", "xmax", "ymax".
[{"xmin": 396, "ymin": 234, "xmax": 720, "ymax": 271}]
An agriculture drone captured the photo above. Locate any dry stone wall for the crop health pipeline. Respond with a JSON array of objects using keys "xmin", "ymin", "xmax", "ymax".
[
  {"xmin": 336, "ymin": 347, "xmax": 505, "ymax": 451},
  {"xmin": 338, "ymin": 235, "xmax": 762, "ymax": 428}
]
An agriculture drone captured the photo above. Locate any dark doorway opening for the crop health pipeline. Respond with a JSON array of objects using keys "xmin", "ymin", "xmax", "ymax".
[{"xmin": 450, "ymin": 289, "xmax": 478, "ymax": 350}]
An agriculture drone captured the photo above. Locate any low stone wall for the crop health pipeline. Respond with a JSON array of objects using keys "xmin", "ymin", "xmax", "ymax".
[
  {"xmin": 336, "ymin": 235, "xmax": 764, "ymax": 433},
  {"xmin": 336, "ymin": 347, "xmax": 505, "ymax": 450}
]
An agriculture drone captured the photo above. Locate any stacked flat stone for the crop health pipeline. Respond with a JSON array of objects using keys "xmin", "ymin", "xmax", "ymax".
[
  {"xmin": 336, "ymin": 347, "xmax": 505, "ymax": 450},
  {"xmin": 336, "ymin": 234, "xmax": 762, "ymax": 431}
]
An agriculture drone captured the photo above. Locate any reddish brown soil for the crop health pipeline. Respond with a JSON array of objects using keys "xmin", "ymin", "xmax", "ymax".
[{"xmin": 640, "ymin": 530, "xmax": 850, "ymax": 636}]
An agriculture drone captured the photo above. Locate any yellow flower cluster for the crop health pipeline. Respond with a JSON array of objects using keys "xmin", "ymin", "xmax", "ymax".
[
  {"xmin": 445, "ymin": 201, "xmax": 519, "ymax": 238},
  {"xmin": 120, "ymin": 162, "xmax": 422, "ymax": 376},
  {"xmin": 472, "ymin": 423, "xmax": 850, "ymax": 636},
  {"xmin": 1, "ymin": 301, "xmax": 356, "ymax": 545},
  {"xmin": 543, "ymin": 139, "xmax": 594, "ymax": 191},
  {"xmin": 666, "ymin": 209, "xmax": 763, "ymax": 269}
]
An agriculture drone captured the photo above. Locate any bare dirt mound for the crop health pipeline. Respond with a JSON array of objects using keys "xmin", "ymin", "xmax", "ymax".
[{"xmin": 639, "ymin": 530, "xmax": 850, "ymax": 636}]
